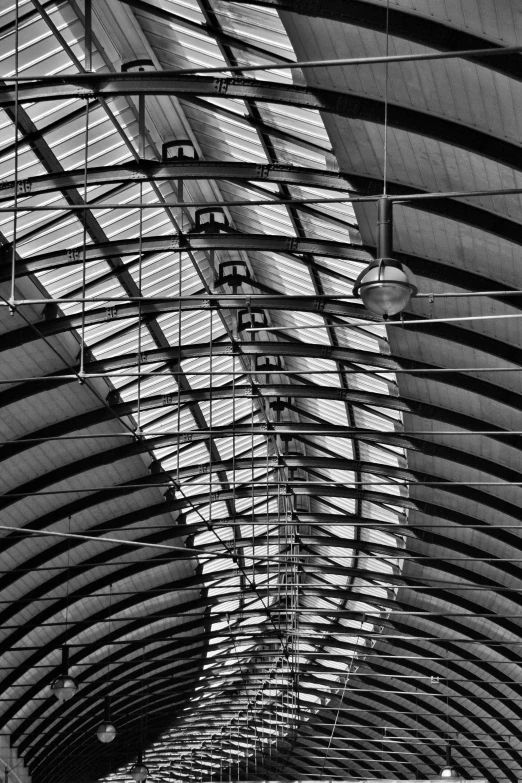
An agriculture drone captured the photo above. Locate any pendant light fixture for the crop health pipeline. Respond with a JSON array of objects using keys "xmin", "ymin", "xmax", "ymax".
[
  {"xmin": 353, "ymin": 198, "xmax": 417, "ymax": 317},
  {"xmin": 440, "ymin": 744, "xmax": 459, "ymax": 778},
  {"xmin": 130, "ymin": 750, "xmax": 149, "ymax": 782},
  {"xmin": 97, "ymin": 582, "xmax": 115, "ymax": 743},
  {"xmin": 97, "ymin": 695, "xmax": 117, "ymax": 743},
  {"xmin": 51, "ymin": 645, "xmax": 78, "ymax": 701}
]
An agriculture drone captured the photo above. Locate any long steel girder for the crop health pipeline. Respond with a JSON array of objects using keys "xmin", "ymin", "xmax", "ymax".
[
  {"xmin": 1, "ymin": 339, "xmax": 520, "ymax": 429},
  {"xmin": 0, "ymin": 161, "xmax": 356, "ymax": 200},
  {"xmin": 6, "ymin": 236, "xmax": 522, "ymax": 319},
  {"xmin": 3, "ymin": 298, "xmax": 521, "ymax": 378},
  {"xmin": 5, "ymin": 237, "xmax": 521, "ymax": 317},
  {"xmin": 0, "ymin": 234, "xmax": 371, "ymax": 283},
  {"xmin": 0, "ymin": 76, "xmax": 519, "ymax": 177}
]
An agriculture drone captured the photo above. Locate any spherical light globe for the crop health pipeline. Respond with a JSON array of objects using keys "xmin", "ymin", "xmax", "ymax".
[
  {"xmin": 50, "ymin": 674, "xmax": 78, "ymax": 701},
  {"xmin": 354, "ymin": 259, "xmax": 417, "ymax": 317},
  {"xmin": 97, "ymin": 721, "xmax": 117, "ymax": 743},
  {"xmin": 130, "ymin": 763, "xmax": 149, "ymax": 782}
]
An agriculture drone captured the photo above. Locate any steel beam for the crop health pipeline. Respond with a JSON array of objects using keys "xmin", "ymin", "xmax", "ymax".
[
  {"xmin": 0, "ymin": 161, "xmax": 356, "ymax": 201},
  {"xmin": 0, "ymin": 77, "xmax": 520, "ymax": 178},
  {"xmin": 0, "ymin": 234, "xmax": 371, "ymax": 283}
]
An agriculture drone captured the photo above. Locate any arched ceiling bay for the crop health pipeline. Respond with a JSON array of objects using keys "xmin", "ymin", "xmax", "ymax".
[{"xmin": 1, "ymin": 1, "xmax": 522, "ymax": 783}]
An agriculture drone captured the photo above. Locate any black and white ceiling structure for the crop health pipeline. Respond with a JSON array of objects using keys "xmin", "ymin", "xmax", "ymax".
[{"xmin": 0, "ymin": 2, "xmax": 521, "ymax": 783}]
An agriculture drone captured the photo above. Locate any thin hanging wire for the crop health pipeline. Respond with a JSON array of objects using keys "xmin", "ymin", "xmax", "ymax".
[
  {"xmin": 106, "ymin": 582, "xmax": 113, "ymax": 687},
  {"xmin": 176, "ymin": 177, "xmax": 183, "ymax": 489},
  {"xmin": 383, "ymin": 0, "xmax": 390, "ymax": 196},
  {"xmin": 10, "ymin": 0, "xmax": 20, "ymax": 311},
  {"xmin": 136, "ymin": 90, "xmax": 145, "ymax": 433},
  {"xmin": 64, "ymin": 516, "xmax": 72, "ymax": 633},
  {"xmin": 79, "ymin": 100, "xmax": 90, "ymax": 376},
  {"xmin": 209, "ymin": 307, "xmax": 213, "ymax": 526},
  {"xmin": 319, "ymin": 653, "xmax": 357, "ymax": 777}
]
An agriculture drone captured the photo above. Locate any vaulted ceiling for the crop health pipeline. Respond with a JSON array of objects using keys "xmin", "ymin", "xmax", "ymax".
[{"xmin": 0, "ymin": 2, "xmax": 521, "ymax": 783}]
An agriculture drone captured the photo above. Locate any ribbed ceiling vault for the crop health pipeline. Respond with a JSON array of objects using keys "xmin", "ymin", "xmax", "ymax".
[{"xmin": 0, "ymin": 2, "xmax": 521, "ymax": 783}]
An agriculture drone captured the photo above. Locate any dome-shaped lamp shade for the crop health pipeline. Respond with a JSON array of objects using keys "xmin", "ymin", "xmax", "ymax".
[
  {"xmin": 440, "ymin": 745, "xmax": 458, "ymax": 779},
  {"xmin": 440, "ymin": 767, "xmax": 459, "ymax": 779},
  {"xmin": 354, "ymin": 258, "xmax": 417, "ymax": 317},
  {"xmin": 97, "ymin": 721, "xmax": 117, "ymax": 743},
  {"xmin": 51, "ymin": 674, "xmax": 78, "ymax": 702},
  {"xmin": 130, "ymin": 763, "xmax": 149, "ymax": 782}
]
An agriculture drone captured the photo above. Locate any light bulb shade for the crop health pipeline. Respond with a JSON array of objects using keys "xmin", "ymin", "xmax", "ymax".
[
  {"xmin": 97, "ymin": 721, "xmax": 117, "ymax": 743},
  {"xmin": 50, "ymin": 674, "xmax": 78, "ymax": 701},
  {"xmin": 130, "ymin": 763, "xmax": 149, "ymax": 782},
  {"xmin": 354, "ymin": 258, "xmax": 417, "ymax": 317}
]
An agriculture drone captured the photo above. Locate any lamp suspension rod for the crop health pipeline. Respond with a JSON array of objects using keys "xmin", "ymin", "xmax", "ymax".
[
  {"xmin": 377, "ymin": 197, "xmax": 392, "ymax": 258},
  {"xmin": 4, "ymin": 44, "xmax": 522, "ymax": 80}
]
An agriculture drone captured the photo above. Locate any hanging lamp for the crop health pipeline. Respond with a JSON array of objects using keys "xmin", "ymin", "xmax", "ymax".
[
  {"xmin": 130, "ymin": 750, "xmax": 149, "ymax": 782},
  {"xmin": 97, "ymin": 695, "xmax": 117, "ymax": 743},
  {"xmin": 440, "ymin": 744, "xmax": 459, "ymax": 778},
  {"xmin": 50, "ymin": 645, "xmax": 78, "ymax": 701},
  {"xmin": 354, "ymin": 198, "xmax": 417, "ymax": 317}
]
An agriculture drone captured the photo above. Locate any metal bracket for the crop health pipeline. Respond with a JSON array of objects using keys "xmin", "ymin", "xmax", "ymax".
[
  {"xmin": 162, "ymin": 139, "xmax": 198, "ymax": 162},
  {"xmin": 214, "ymin": 261, "xmax": 251, "ymax": 292},
  {"xmin": 237, "ymin": 307, "xmax": 267, "ymax": 332}
]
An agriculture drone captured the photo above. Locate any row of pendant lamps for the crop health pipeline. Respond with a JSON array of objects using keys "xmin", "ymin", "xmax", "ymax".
[
  {"xmin": 50, "ymin": 647, "xmax": 148, "ymax": 779},
  {"xmin": 50, "ymin": 648, "xmax": 460, "ymax": 781}
]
